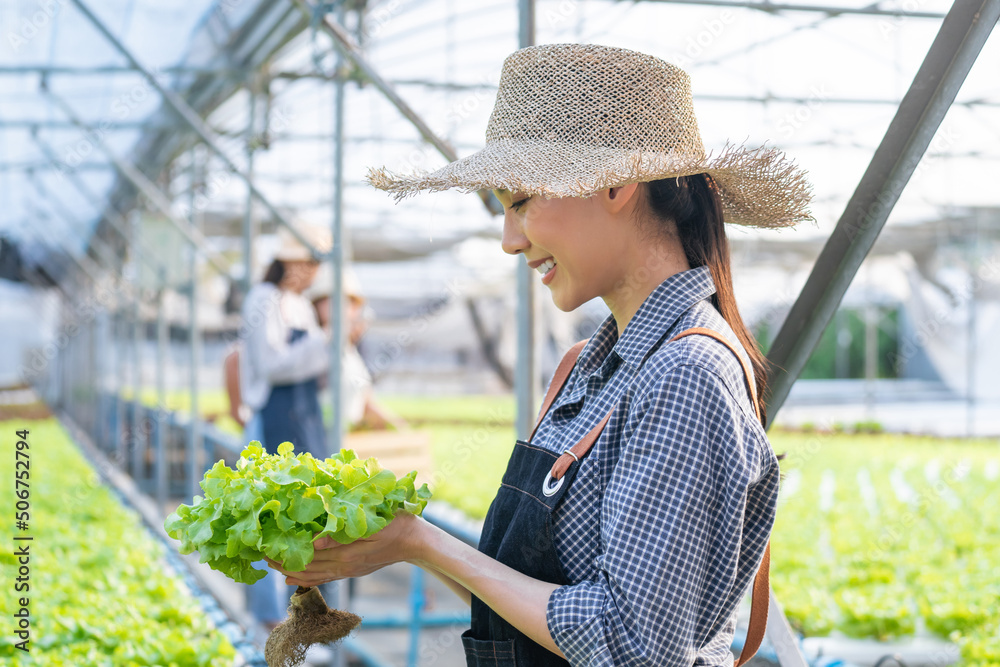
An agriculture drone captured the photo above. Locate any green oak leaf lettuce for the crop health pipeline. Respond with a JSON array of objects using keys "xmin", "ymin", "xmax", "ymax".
[{"xmin": 164, "ymin": 442, "xmax": 432, "ymax": 584}]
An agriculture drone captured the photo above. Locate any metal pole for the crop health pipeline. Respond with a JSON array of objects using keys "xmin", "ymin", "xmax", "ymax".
[
  {"xmin": 764, "ymin": 0, "xmax": 1000, "ymax": 420},
  {"xmin": 97, "ymin": 309, "xmax": 107, "ymax": 449},
  {"xmin": 864, "ymin": 300, "xmax": 877, "ymax": 420},
  {"xmin": 67, "ymin": 0, "xmax": 323, "ymax": 255},
  {"xmin": 156, "ymin": 269, "xmax": 169, "ymax": 512},
  {"xmin": 243, "ymin": 87, "xmax": 259, "ymax": 297},
  {"xmin": 327, "ymin": 10, "xmax": 349, "ymax": 664},
  {"xmin": 290, "ymin": 0, "xmax": 502, "ymax": 217},
  {"xmin": 514, "ymin": 0, "xmax": 537, "ymax": 440},
  {"xmin": 328, "ymin": 10, "xmax": 347, "ymax": 455},
  {"xmin": 31, "ymin": 131, "xmax": 169, "ymax": 276},
  {"xmin": 86, "ymin": 313, "xmax": 101, "ymax": 442},
  {"xmin": 117, "ymin": 308, "xmax": 127, "ymax": 466},
  {"xmin": 131, "ymin": 214, "xmax": 144, "ymax": 483},
  {"xmin": 966, "ymin": 214, "xmax": 980, "ymax": 436},
  {"xmin": 89, "ymin": 310, "xmax": 98, "ymax": 439},
  {"xmin": 627, "ymin": 0, "xmax": 947, "ymax": 18},
  {"xmin": 43, "ymin": 88, "xmax": 232, "ymax": 277},
  {"xmin": 187, "ymin": 149, "xmax": 203, "ymax": 501}
]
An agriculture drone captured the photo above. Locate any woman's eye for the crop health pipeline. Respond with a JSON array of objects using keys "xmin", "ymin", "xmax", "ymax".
[{"xmin": 510, "ymin": 198, "xmax": 530, "ymax": 211}]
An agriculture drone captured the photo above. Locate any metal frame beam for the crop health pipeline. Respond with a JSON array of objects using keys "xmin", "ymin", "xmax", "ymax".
[
  {"xmin": 630, "ymin": 0, "xmax": 947, "ymax": 18},
  {"xmin": 68, "ymin": 0, "xmax": 322, "ymax": 258},
  {"xmin": 31, "ymin": 132, "xmax": 171, "ymax": 279},
  {"xmin": 765, "ymin": 0, "xmax": 1000, "ymax": 417},
  {"xmin": 0, "ymin": 161, "xmax": 110, "ymax": 172},
  {"xmin": 290, "ymin": 0, "xmax": 503, "ymax": 217},
  {"xmin": 0, "ymin": 65, "xmax": 240, "ymax": 76},
  {"xmin": 514, "ymin": 0, "xmax": 538, "ymax": 441},
  {"xmin": 0, "ymin": 120, "xmax": 154, "ymax": 130},
  {"xmin": 44, "ymin": 88, "xmax": 231, "ymax": 277}
]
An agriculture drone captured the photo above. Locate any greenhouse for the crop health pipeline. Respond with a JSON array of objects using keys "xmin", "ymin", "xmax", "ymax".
[{"xmin": 1, "ymin": 0, "xmax": 999, "ymax": 666}]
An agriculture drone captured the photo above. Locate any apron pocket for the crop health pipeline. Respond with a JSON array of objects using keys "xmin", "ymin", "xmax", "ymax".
[{"xmin": 461, "ymin": 630, "xmax": 518, "ymax": 667}]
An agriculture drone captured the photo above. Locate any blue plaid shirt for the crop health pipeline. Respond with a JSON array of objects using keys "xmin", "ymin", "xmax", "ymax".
[{"xmin": 534, "ymin": 266, "xmax": 779, "ymax": 666}]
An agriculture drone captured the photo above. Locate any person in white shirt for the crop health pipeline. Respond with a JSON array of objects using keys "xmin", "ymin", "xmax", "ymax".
[
  {"xmin": 239, "ymin": 225, "xmax": 331, "ymax": 459},
  {"xmin": 306, "ymin": 265, "xmax": 405, "ymax": 431},
  {"xmin": 238, "ymin": 224, "xmax": 332, "ymax": 631}
]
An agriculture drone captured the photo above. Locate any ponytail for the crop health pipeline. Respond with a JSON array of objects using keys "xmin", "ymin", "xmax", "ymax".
[{"xmin": 644, "ymin": 174, "xmax": 769, "ymax": 426}]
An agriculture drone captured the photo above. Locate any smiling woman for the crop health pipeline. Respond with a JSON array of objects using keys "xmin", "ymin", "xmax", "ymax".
[{"xmin": 270, "ymin": 43, "xmax": 813, "ymax": 667}]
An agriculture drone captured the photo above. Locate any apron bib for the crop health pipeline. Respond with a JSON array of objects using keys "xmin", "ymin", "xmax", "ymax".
[{"xmin": 260, "ymin": 328, "xmax": 328, "ymax": 459}]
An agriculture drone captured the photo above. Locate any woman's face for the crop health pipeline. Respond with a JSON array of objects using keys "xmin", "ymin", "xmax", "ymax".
[
  {"xmin": 495, "ymin": 189, "xmax": 633, "ymax": 312},
  {"xmin": 281, "ymin": 260, "xmax": 320, "ymax": 294}
]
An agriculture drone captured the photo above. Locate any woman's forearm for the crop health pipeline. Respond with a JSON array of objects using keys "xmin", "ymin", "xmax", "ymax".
[
  {"xmin": 409, "ymin": 519, "xmax": 564, "ymax": 657},
  {"xmin": 423, "ymin": 567, "xmax": 472, "ymax": 606}
]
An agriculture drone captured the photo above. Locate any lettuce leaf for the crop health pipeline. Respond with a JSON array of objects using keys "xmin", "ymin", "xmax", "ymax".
[{"xmin": 164, "ymin": 442, "xmax": 432, "ymax": 584}]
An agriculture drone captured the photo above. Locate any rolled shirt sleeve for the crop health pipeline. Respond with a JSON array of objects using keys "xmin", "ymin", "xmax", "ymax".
[{"xmin": 546, "ymin": 362, "xmax": 776, "ymax": 666}]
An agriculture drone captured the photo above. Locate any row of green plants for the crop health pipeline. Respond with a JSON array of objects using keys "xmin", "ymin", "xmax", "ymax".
[
  {"xmin": 395, "ymin": 397, "xmax": 1000, "ymax": 665},
  {"xmin": 767, "ymin": 429, "xmax": 1000, "ymax": 665},
  {"xmin": 124, "ymin": 390, "xmax": 1000, "ymax": 664},
  {"xmin": 0, "ymin": 419, "xmax": 237, "ymax": 666}
]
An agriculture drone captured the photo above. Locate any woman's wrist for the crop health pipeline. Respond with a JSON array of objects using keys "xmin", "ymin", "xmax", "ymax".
[{"xmin": 401, "ymin": 513, "xmax": 433, "ymax": 567}]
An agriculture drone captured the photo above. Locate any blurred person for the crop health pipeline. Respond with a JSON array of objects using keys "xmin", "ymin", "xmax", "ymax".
[
  {"xmin": 239, "ymin": 223, "xmax": 331, "ymax": 630},
  {"xmin": 306, "ymin": 265, "xmax": 406, "ymax": 432},
  {"xmin": 240, "ymin": 225, "xmax": 331, "ymax": 458}
]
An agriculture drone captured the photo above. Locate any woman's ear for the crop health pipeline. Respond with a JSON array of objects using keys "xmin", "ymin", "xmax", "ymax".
[{"xmin": 604, "ymin": 182, "xmax": 641, "ymax": 214}]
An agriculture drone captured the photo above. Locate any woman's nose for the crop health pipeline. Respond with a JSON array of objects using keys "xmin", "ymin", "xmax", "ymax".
[{"xmin": 501, "ymin": 212, "xmax": 529, "ymax": 255}]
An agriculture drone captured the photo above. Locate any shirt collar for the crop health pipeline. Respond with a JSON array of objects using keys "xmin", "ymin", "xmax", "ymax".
[{"xmin": 576, "ymin": 265, "xmax": 717, "ymax": 375}]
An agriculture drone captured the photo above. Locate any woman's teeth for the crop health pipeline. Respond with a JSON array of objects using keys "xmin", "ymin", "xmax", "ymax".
[{"xmin": 536, "ymin": 259, "xmax": 556, "ymax": 275}]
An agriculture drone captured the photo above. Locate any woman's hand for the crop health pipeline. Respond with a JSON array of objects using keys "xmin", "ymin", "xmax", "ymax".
[{"xmin": 264, "ymin": 511, "xmax": 422, "ymax": 587}]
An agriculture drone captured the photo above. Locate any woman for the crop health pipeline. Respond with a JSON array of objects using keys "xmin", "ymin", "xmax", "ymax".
[
  {"xmin": 267, "ymin": 44, "xmax": 811, "ymax": 666},
  {"xmin": 305, "ymin": 266, "xmax": 405, "ymax": 431},
  {"xmin": 240, "ymin": 224, "xmax": 331, "ymax": 629},
  {"xmin": 240, "ymin": 225, "xmax": 331, "ymax": 459}
]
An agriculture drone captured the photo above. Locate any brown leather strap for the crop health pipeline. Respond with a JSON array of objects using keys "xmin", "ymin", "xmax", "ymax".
[
  {"xmin": 549, "ymin": 410, "xmax": 613, "ymax": 481},
  {"xmin": 529, "ymin": 339, "xmax": 615, "ymax": 481},
  {"xmin": 668, "ymin": 327, "xmax": 762, "ymax": 425},
  {"xmin": 668, "ymin": 327, "xmax": 769, "ymax": 666},
  {"xmin": 529, "ymin": 339, "xmax": 588, "ymax": 441},
  {"xmin": 737, "ymin": 543, "xmax": 771, "ymax": 666}
]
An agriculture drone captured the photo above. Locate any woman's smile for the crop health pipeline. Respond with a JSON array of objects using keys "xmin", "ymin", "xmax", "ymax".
[{"xmin": 528, "ymin": 256, "xmax": 558, "ymax": 284}]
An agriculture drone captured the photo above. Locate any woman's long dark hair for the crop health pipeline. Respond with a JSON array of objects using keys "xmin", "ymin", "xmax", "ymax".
[
  {"xmin": 645, "ymin": 173, "xmax": 769, "ymax": 426},
  {"xmin": 263, "ymin": 259, "xmax": 285, "ymax": 286}
]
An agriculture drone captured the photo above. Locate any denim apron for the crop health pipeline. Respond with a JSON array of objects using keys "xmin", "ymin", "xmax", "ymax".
[
  {"xmin": 461, "ymin": 329, "xmax": 771, "ymax": 667},
  {"xmin": 462, "ymin": 340, "xmax": 601, "ymax": 667},
  {"xmin": 259, "ymin": 328, "xmax": 328, "ymax": 459}
]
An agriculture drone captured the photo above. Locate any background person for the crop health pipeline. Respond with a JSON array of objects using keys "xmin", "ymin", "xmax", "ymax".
[
  {"xmin": 240, "ymin": 225, "xmax": 331, "ymax": 459},
  {"xmin": 306, "ymin": 264, "xmax": 406, "ymax": 432},
  {"xmin": 239, "ymin": 223, "xmax": 331, "ymax": 631}
]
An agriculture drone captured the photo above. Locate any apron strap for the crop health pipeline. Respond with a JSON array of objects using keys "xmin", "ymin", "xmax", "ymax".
[
  {"xmin": 666, "ymin": 326, "xmax": 768, "ymax": 667},
  {"xmin": 529, "ymin": 339, "xmax": 589, "ymax": 441},
  {"xmin": 667, "ymin": 327, "xmax": 762, "ymax": 424}
]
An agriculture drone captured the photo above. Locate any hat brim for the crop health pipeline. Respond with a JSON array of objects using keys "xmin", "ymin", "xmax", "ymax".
[{"xmin": 368, "ymin": 140, "xmax": 812, "ymax": 228}]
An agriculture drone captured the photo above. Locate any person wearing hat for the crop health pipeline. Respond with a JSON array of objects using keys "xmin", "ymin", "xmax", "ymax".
[
  {"xmin": 267, "ymin": 44, "xmax": 811, "ymax": 666},
  {"xmin": 239, "ymin": 223, "xmax": 332, "ymax": 630},
  {"xmin": 305, "ymin": 265, "xmax": 406, "ymax": 431},
  {"xmin": 240, "ymin": 224, "xmax": 333, "ymax": 459}
]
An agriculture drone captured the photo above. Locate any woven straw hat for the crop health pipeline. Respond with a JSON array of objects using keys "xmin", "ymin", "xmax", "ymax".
[
  {"xmin": 274, "ymin": 223, "xmax": 332, "ymax": 262},
  {"xmin": 368, "ymin": 43, "xmax": 811, "ymax": 228}
]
